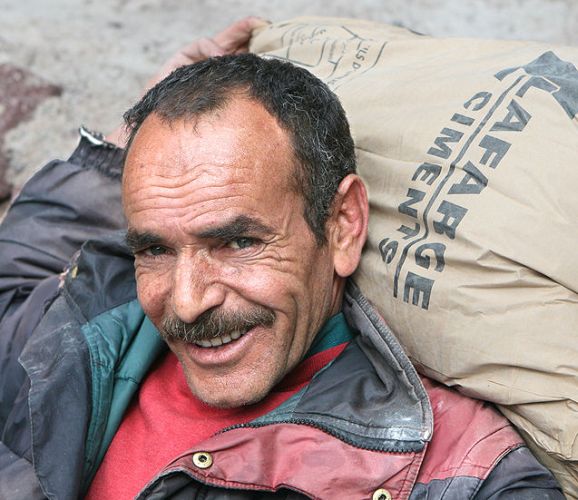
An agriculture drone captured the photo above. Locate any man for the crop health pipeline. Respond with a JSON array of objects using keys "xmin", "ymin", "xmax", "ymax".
[{"xmin": 0, "ymin": 18, "xmax": 563, "ymax": 499}]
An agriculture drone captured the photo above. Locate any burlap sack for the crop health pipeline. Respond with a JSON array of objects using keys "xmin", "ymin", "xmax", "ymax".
[{"xmin": 252, "ymin": 18, "xmax": 578, "ymax": 497}]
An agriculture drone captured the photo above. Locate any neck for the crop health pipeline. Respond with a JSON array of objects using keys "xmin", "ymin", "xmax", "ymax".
[{"xmin": 329, "ymin": 276, "xmax": 346, "ymax": 316}]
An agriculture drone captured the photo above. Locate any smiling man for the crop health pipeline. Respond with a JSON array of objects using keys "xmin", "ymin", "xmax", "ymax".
[
  {"xmin": 121, "ymin": 82, "xmax": 361, "ymax": 410},
  {"xmin": 0, "ymin": 19, "xmax": 564, "ymax": 500}
]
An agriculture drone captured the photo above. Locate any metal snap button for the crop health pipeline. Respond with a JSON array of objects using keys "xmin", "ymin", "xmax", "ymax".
[
  {"xmin": 192, "ymin": 451, "xmax": 213, "ymax": 469},
  {"xmin": 372, "ymin": 488, "xmax": 392, "ymax": 500}
]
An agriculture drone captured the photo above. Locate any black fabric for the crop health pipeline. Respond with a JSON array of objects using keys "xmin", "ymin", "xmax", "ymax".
[
  {"xmin": 474, "ymin": 447, "xmax": 565, "ymax": 499},
  {"xmin": 0, "ymin": 442, "xmax": 44, "ymax": 499},
  {"xmin": 293, "ymin": 339, "xmax": 427, "ymax": 451},
  {"xmin": 0, "ymin": 135, "xmax": 126, "ymax": 500},
  {"xmin": 15, "ymin": 294, "xmax": 92, "ymax": 500},
  {"xmin": 64, "ymin": 232, "xmax": 137, "ymax": 322},
  {"xmin": 410, "ymin": 476, "xmax": 481, "ymax": 499},
  {"xmin": 409, "ymin": 447, "xmax": 564, "ymax": 499},
  {"xmin": 138, "ymin": 469, "xmax": 307, "ymax": 500},
  {"xmin": 1, "ymin": 376, "xmax": 33, "ymax": 461},
  {"xmin": 0, "ymin": 275, "xmax": 59, "ymax": 432},
  {"xmin": 0, "ymin": 158, "xmax": 124, "ymax": 299},
  {"xmin": 0, "ymin": 136, "xmax": 125, "ymax": 320}
]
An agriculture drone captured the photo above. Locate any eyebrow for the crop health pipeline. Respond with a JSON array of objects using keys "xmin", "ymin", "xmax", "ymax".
[
  {"xmin": 125, "ymin": 229, "xmax": 162, "ymax": 253},
  {"xmin": 125, "ymin": 215, "xmax": 275, "ymax": 253},
  {"xmin": 197, "ymin": 215, "xmax": 275, "ymax": 241}
]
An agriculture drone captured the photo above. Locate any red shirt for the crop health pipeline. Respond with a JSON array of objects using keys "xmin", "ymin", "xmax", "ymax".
[{"xmin": 86, "ymin": 344, "xmax": 347, "ymax": 499}]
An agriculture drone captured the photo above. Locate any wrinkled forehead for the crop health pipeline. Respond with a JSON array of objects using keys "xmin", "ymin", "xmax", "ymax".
[
  {"xmin": 121, "ymin": 100, "xmax": 303, "ymax": 224},
  {"xmin": 123, "ymin": 99, "xmax": 297, "ymax": 188}
]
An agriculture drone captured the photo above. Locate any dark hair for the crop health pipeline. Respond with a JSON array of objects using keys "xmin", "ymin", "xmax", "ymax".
[{"xmin": 124, "ymin": 53, "xmax": 356, "ymax": 244}]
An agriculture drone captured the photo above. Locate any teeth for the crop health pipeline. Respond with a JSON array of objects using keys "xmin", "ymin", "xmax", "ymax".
[
  {"xmin": 194, "ymin": 330, "xmax": 246, "ymax": 348},
  {"xmin": 210, "ymin": 337, "xmax": 223, "ymax": 347}
]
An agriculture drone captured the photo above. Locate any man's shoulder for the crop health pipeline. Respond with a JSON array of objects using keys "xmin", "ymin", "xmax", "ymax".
[
  {"xmin": 414, "ymin": 376, "xmax": 562, "ymax": 498},
  {"xmin": 420, "ymin": 376, "xmax": 522, "ymax": 478}
]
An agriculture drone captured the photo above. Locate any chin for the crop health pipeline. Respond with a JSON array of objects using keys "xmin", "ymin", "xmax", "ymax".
[
  {"xmin": 187, "ymin": 378, "xmax": 273, "ymax": 409},
  {"xmin": 197, "ymin": 391, "xmax": 268, "ymax": 409}
]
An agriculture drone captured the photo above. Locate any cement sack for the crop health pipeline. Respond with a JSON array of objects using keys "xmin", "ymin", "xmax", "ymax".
[{"xmin": 251, "ymin": 18, "xmax": 578, "ymax": 497}]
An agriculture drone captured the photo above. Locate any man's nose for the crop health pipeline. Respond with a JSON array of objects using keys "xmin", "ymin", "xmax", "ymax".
[{"xmin": 171, "ymin": 252, "xmax": 225, "ymax": 324}]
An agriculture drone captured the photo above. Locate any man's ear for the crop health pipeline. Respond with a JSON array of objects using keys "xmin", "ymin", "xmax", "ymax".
[{"xmin": 329, "ymin": 174, "xmax": 369, "ymax": 278}]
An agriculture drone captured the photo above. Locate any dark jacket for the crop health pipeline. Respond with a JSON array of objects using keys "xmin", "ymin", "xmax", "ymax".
[{"xmin": 0, "ymin": 132, "xmax": 563, "ymax": 499}]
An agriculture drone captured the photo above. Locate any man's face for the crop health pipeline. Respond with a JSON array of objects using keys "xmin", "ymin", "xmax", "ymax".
[{"xmin": 123, "ymin": 98, "xmax": 343, "ymax": 408}]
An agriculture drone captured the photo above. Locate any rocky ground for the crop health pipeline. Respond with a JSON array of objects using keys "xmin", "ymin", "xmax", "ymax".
[{"xmin": 1, "ymin": 0, "xmax": 577, "ymax": 217}]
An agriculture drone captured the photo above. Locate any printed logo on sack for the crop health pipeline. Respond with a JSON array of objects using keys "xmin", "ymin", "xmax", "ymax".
[
  {"xmin": 267, "ymin": 23, "xmax": 387, "ymax": 89},
  {"xmin": 378, "ymin": 51, "xmax": 578, "ymax": 309}
]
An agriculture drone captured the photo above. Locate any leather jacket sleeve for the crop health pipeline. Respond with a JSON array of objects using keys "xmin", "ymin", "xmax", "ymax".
[{"xmin": 0, "ymin": 130, "xmax": 125, "ymax": 431}]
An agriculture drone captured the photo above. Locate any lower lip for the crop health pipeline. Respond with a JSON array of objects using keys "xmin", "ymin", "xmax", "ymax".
[{"xmin": 180, "ymin": 326, "xmax": 258, "ymax": 367}]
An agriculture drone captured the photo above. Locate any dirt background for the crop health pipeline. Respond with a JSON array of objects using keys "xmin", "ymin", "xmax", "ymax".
[{"xmin": 1, "ymin": 0, "xmax": 577, "ymax": 216}]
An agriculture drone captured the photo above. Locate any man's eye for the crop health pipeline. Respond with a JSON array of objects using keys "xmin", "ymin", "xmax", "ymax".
[
  {"xmin": 143, "ymin": 245, "xmax": 168, "ymax": 257},
  {"xmin": 226, "ymin": 237, "xmax": 257, "ymax": 250}
]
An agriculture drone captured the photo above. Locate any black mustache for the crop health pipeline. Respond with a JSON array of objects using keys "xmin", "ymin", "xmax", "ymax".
[{"xmin": 160, "ymin": 306, "xmax": 276, "ymax": 344}]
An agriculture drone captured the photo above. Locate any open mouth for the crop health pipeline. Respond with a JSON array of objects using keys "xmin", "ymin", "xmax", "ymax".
[{"xmin": 193, "ymin": 329, "xmax": 246, "ymax": 348}]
